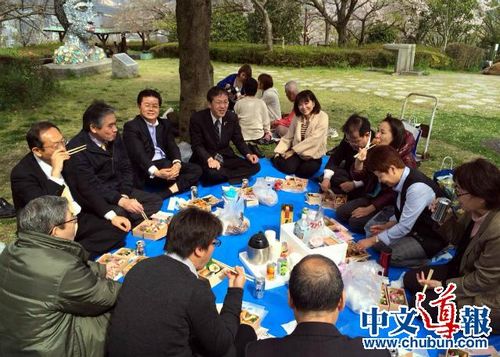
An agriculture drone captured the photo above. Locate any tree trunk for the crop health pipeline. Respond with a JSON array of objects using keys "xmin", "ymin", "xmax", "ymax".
[
  {"xmin": 336, "ymin": 24, "xmax": 348, "ymax": 47},
  {"xmin": 252, "ymin": 0, "xmax": 273, "ymax": 51},
  {"xmin": 324, "ymin": 20, "xmax": 331, "ymax": 45},
  {"xmin": 358, "ymin": 18, "xmax": 366, "ymax": 46},
  {"xmin": 176, "ymin": 0, "xmax": 214, "ymax": 140}
]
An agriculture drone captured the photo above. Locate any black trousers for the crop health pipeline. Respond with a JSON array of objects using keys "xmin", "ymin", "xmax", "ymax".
[
  {"xmin": 329, "ymin": 167, "xmax": 365, "ymax": 199},
  {"xmin": 112, "ymin": 188, "xmax": 163, "ymax": 226},
  {"xmin": 146, "ymin": 159, "xmax": 202, "ymax": 199},
  {"xmin": 75, "ymin": 212, "xmax": 126, "ymax": 259},
  {"xmin": 335, "ymin": 197, "xmax": 378, "ymax": 233},
  {"xmin": 200, "ymin": 157, "xmax": 261, "ymax": 185},
  {"xmin": 272, "ymin": 154, "xmax": 322, "ymax": 178}
]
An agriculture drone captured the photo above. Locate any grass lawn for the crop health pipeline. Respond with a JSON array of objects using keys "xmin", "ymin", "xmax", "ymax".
[{"xmin": 0, "ymin": 58, "xmax": 498, "ymax": 243}]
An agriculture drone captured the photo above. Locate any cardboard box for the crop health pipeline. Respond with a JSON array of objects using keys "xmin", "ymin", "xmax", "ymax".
[
  {"xmin": 132, "ymin": 219, "xmax": 168, "ymax": 240},
  {"xmin": 280, "ymin": 223, "xmax": 347, "ymax": 265}
]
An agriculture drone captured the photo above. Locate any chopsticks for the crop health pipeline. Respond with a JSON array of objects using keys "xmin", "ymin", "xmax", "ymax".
[
  {"xmin": 67, "ymin": 144, "xmax": 86, "ymax": 155},
  {"xmin": 216, "ymin": 260, "xmax": 255, "ymax": 282},
  {"xmin": 422, "ymin": 269, "xmax": 434, "ymax": 294},
  {"xmin": 354, "ymin": 144, "xmax": 376, "ymax": 159},
  {"xmin": 140, "ymin": 211, "xmax": 149, "ymax": 222}
]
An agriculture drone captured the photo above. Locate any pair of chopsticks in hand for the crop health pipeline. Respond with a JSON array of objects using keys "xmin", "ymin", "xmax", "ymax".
[
  {"xmin": 353, "ymin": 143, "xmax": 377, "ymax": 159},
  {"xmin": 422, "ymin": 269, "xmax": 434, "ymax": 294},
  {"xmin": 217, "ymin": 260, "xmax": 255, "ymax": 282},
  {"xmin": 67, "ymin": 144, "xmax": 86, "ymax": 156},
  {"xmin": 140, "ymin": 211, "xmax": 149, "ymax": 222}
]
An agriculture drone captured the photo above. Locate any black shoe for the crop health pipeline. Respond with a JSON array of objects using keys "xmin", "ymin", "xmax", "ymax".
[{"xmin": 0, "ymin": 198, "xmax": 16, "ymax": 219}]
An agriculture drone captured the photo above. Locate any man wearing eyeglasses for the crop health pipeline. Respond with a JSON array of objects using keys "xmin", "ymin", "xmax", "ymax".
[
  {"xmin": 0, "ymin": 195, "xmax": 120, "ymax": 356},
  {"xmin": 107, "ymin": 208, "xmax": 257, "ymax": 357},
  {"xmin": 10, "ymin": 121, "xmax": 127, "ymax": 258},
  {"xmin": 123, "ymin": 89, "xmax": 202, "ymax": 198},
  {"xmin": 189, "ymin": 86, "xmax": 260, "ymax": 185}
]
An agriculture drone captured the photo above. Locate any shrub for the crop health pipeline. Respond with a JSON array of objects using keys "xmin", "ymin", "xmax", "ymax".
[
  {"xmin": 150, "ymin": 42, "xmax": 451, "ymax": 70},
  {"xmin": 366, "ymin": 22, "xmax": 398, "ymax": 44},
  {"xmin": 0, "ymin": 57, "xmax": 59, "ymax": 111},
  {"xmin": 445, "ymin": 43, "xmax": 485, "ymax": 71}
]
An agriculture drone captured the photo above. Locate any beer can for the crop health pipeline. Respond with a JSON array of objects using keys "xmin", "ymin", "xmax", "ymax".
[
  {"xmin": 135, "ymin": 240, "xmax": 145, "ymax": 256},
  {"xmin": 253, "ymin": 277, "xmax": 265, "ymax": 299},
  {"xmin": 431, "ymin": 197, "xmax": 451, "ymax": 224},
  {"xmin": 241, "ymin": 178, "xmax": 249, "ymax": 189},
  {"xmin": 190, "ymin": 186, "xmax": 198, "ymax": 200},
  {"xmin": 378, "ymin": 246, "xmax": 392, "ymax": 277}
]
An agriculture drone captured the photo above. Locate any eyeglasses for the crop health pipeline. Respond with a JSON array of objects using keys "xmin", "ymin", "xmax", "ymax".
[
  {"xmin": 212, "ymin": 238, "xmax": 222, "ymax": 247},
  {"xmin": 454, "ymin": 185, "xmax": 470, "ymax": 198},
  {"xmin": 213, "ymin": 100, "xmax": 229, "ymax": 106},
  {"xmin": 56, "ymin": 216, "xmax": 78, "ymax": 226},
  {"xmin": 43, "ymin": 138, "xmax": 67, "ymax": 150}
]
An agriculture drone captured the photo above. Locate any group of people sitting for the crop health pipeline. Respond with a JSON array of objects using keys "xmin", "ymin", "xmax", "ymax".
[{"xmin": 0, "ymin": 66, "xmax": 499, "ymax": 356}]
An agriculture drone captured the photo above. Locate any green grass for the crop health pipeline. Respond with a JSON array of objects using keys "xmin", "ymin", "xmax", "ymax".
[{"xmin": 0, "ymin": 58, "xmax": 498, "ymax": 243}]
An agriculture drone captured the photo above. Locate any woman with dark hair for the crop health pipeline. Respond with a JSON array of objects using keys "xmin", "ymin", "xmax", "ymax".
[
  {"xmin": 272, "ymin": 90, "xmax": 328, "ymax": 178},
  {"xmin": 374, "ymin": 115, "xmax": 416, "ymax": 168},
  {"xmin": 404, "ymin": 158, "xmax": 500, "ymax": 333},
  {"xmin": 257, "ymin": 73, "xmax": 281, "ymax": 123}
]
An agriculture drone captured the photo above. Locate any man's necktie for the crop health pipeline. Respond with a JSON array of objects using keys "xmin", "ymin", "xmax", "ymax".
[
  {"xmin": 214, "ymin": 119, "xmax": 221, "ymax": 142},
  {"xmin": 61, "ymin": 185, "xmax": 76, "ymax": 215},
  {"xmin": 100, "ymin": 143, "xmax": 106, "ymax": 151}
]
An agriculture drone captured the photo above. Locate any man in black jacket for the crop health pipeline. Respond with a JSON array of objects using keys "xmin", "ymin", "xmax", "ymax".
[
  {"xmin": 107, "ymin": 208, "xmax": 257, "ymax": 357},
  {"xmin": 246, "ymin": 255, "xmax": 389, "ymax": 357},
  {"xmin": 123, "ymin": 89, "xmax": 202, "ymax": 198},
  {"xmin": 10, "ymin": 121, "xmax": 127, "ymax": 257},
  {"xmin": 190, "ymin": 86, "xmax": 260, "ymax": 185},
  {"xmin": 320, "ymin": 114, "xmax": 373, "ymax": 198},
  {"xmin": 68, "ymin": 101, "xmax": 162, "ymax": 226}
]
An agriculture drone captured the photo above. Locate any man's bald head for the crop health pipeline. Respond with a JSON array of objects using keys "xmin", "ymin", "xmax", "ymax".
[{"xmin": 289, "ymin": 255, "xmax": 344, "ymax": 312}]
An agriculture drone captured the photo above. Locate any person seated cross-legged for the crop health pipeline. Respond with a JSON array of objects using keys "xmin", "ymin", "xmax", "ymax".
[
  {"xmin": 123, "ymin": 89, "xmax": 202, "ymax": 199},
  {"xmin": 189, "ymin": 86, "xmax": 260, "ymax": 185},
  {"xmin": 272, "ymin": 90, "xmax": 328, "ymax": 178}
]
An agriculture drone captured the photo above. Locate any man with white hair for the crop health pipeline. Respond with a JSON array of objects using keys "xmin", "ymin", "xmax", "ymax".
[{"xmin": 271, "ymin": 81, "xmax": 299, "ymax": 138}]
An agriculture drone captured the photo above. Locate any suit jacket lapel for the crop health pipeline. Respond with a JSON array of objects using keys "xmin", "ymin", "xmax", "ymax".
[{"xmin": 138, "ymin": 116, "xmax": 155, "ymax": 150}]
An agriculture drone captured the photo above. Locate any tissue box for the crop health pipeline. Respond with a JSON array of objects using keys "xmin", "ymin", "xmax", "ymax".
[{"xmin": 280, "ymin": 223, "xmax": 347, "ymax": 265}]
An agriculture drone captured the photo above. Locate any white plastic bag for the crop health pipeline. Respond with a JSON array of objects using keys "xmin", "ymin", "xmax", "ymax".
[
  {"xmin": 252, "ymin": 178, "xmax": 278, "ymax": 207},
  {"xmin": 342, "ymin": 260, "xmax": 387, "ymax": 313},
  {"xmin": 219, "ymin": 188, "xmax": 249, "ymax": 235}
]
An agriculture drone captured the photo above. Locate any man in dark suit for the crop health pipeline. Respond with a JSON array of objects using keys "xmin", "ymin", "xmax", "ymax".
[
  {"xmin": 68, "ymin": 101, "xmax": 162, "ymax": 226},
  {"xmin": 190, "ymin": 86, "xmax": 260, "ymax": 185},
  {"xmin": 123, "ymin": 89, "xmax": 202, "ymax": 198},
  {"xmin": 107, "ymin": 208, "xmax": 257, "ymax": 357},
  {"xmin": 10, "ymin": 121, "xmax": 127, "ymax": 258},
  {"xmin": 246, "ymin": 255, "xmax": 390, "ymax": 357}
]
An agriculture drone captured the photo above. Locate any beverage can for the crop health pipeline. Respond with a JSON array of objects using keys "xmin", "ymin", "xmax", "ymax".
[
  {"xmin": 241, "ymin": 178, "xmax": 249, "ymax": 189},
  {"xmin": 135, "ymin": 240, "xmax": 145, "ymax": 256},
  {"xmin": 431, "ymin": 197, "xmax": 451, "ymax": 224},
  {"xmin": 254, "ymin": 277, "xmax": 265, "ymax": 299},
  {"xmin": 190, "ymin": 186, "xmax": 198, "ymax": 200}
]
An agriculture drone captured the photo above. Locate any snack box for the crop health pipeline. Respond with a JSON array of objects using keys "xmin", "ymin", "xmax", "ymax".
[
  {"xmin": 198, "ymin": 259, "xmax": 226, "ymax": 287},
  {"xmin": 280, "ymin": 223, "xmax": 347, "ymax": 265},
  {"xmin": 179, "ymin": 195, "xmax": 221, "ymax": 211},
  {"xmin": 324, "ymin": 217, "xmax": 353, "ymax": 242},
  {"xmin": 379, "ymin": 283, "xmax": 390, "ymax": 311},
  {"xmin": 96, "ymin": 253, "xmax": 130, "ymax": 272},
  {"xmin": 132, "ymin": 219, "xmax": 168, "ymax": 240},
  {"xmin": 240, "ymin": 187, "xmax": 259, "ymax": 207},
  {"xmin": 240, "ymin": 309, "xmax": 261, "ymax": 329},
  {"xmin": 386, "ymin": 286, "xmax": 408, "ymax": 311},
  {"xmin": 445, "ymin": 349, "xmax": 470, "ymax": 357},
  {"xmin": 346, "ymin": 241, "xmax": 370, "ymax": 263},
  {"xmin": 122, "ymin": 256, "xmax": 148, "ymax": 275}
]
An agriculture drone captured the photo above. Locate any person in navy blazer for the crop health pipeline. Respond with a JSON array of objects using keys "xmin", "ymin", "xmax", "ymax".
[
  {"xmin": 189, "ymin": 86, "xmax": 260, "ymax": 185},
  {"xmin": 246, "ymin": 255, "xmax": 390, "ymax": 357},
  {"xmin": 123, "ymin": 89, "xmax": 202, "ymax": 198}
]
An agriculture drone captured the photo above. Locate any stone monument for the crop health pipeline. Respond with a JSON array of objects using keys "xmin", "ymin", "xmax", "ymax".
[
  {"xmin": 112, "ymin": 53, "xmax": 139, "ymax": 78},
  {"xmin": 383, "ymin": 44, "xmax": 420, "ymax": 75},
  {"xmin": 44, "ymin": 0, "xmax": 110, "ymax": 77}
]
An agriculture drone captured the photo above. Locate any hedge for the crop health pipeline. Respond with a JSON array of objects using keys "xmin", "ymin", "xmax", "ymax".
[
  {"xmin": 445, "ymin": 43, "xmax": 485, "ymax": 71},
  {"xmin": 150, "ymin": 42, "xmax": 451, "ymax": 69}
]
